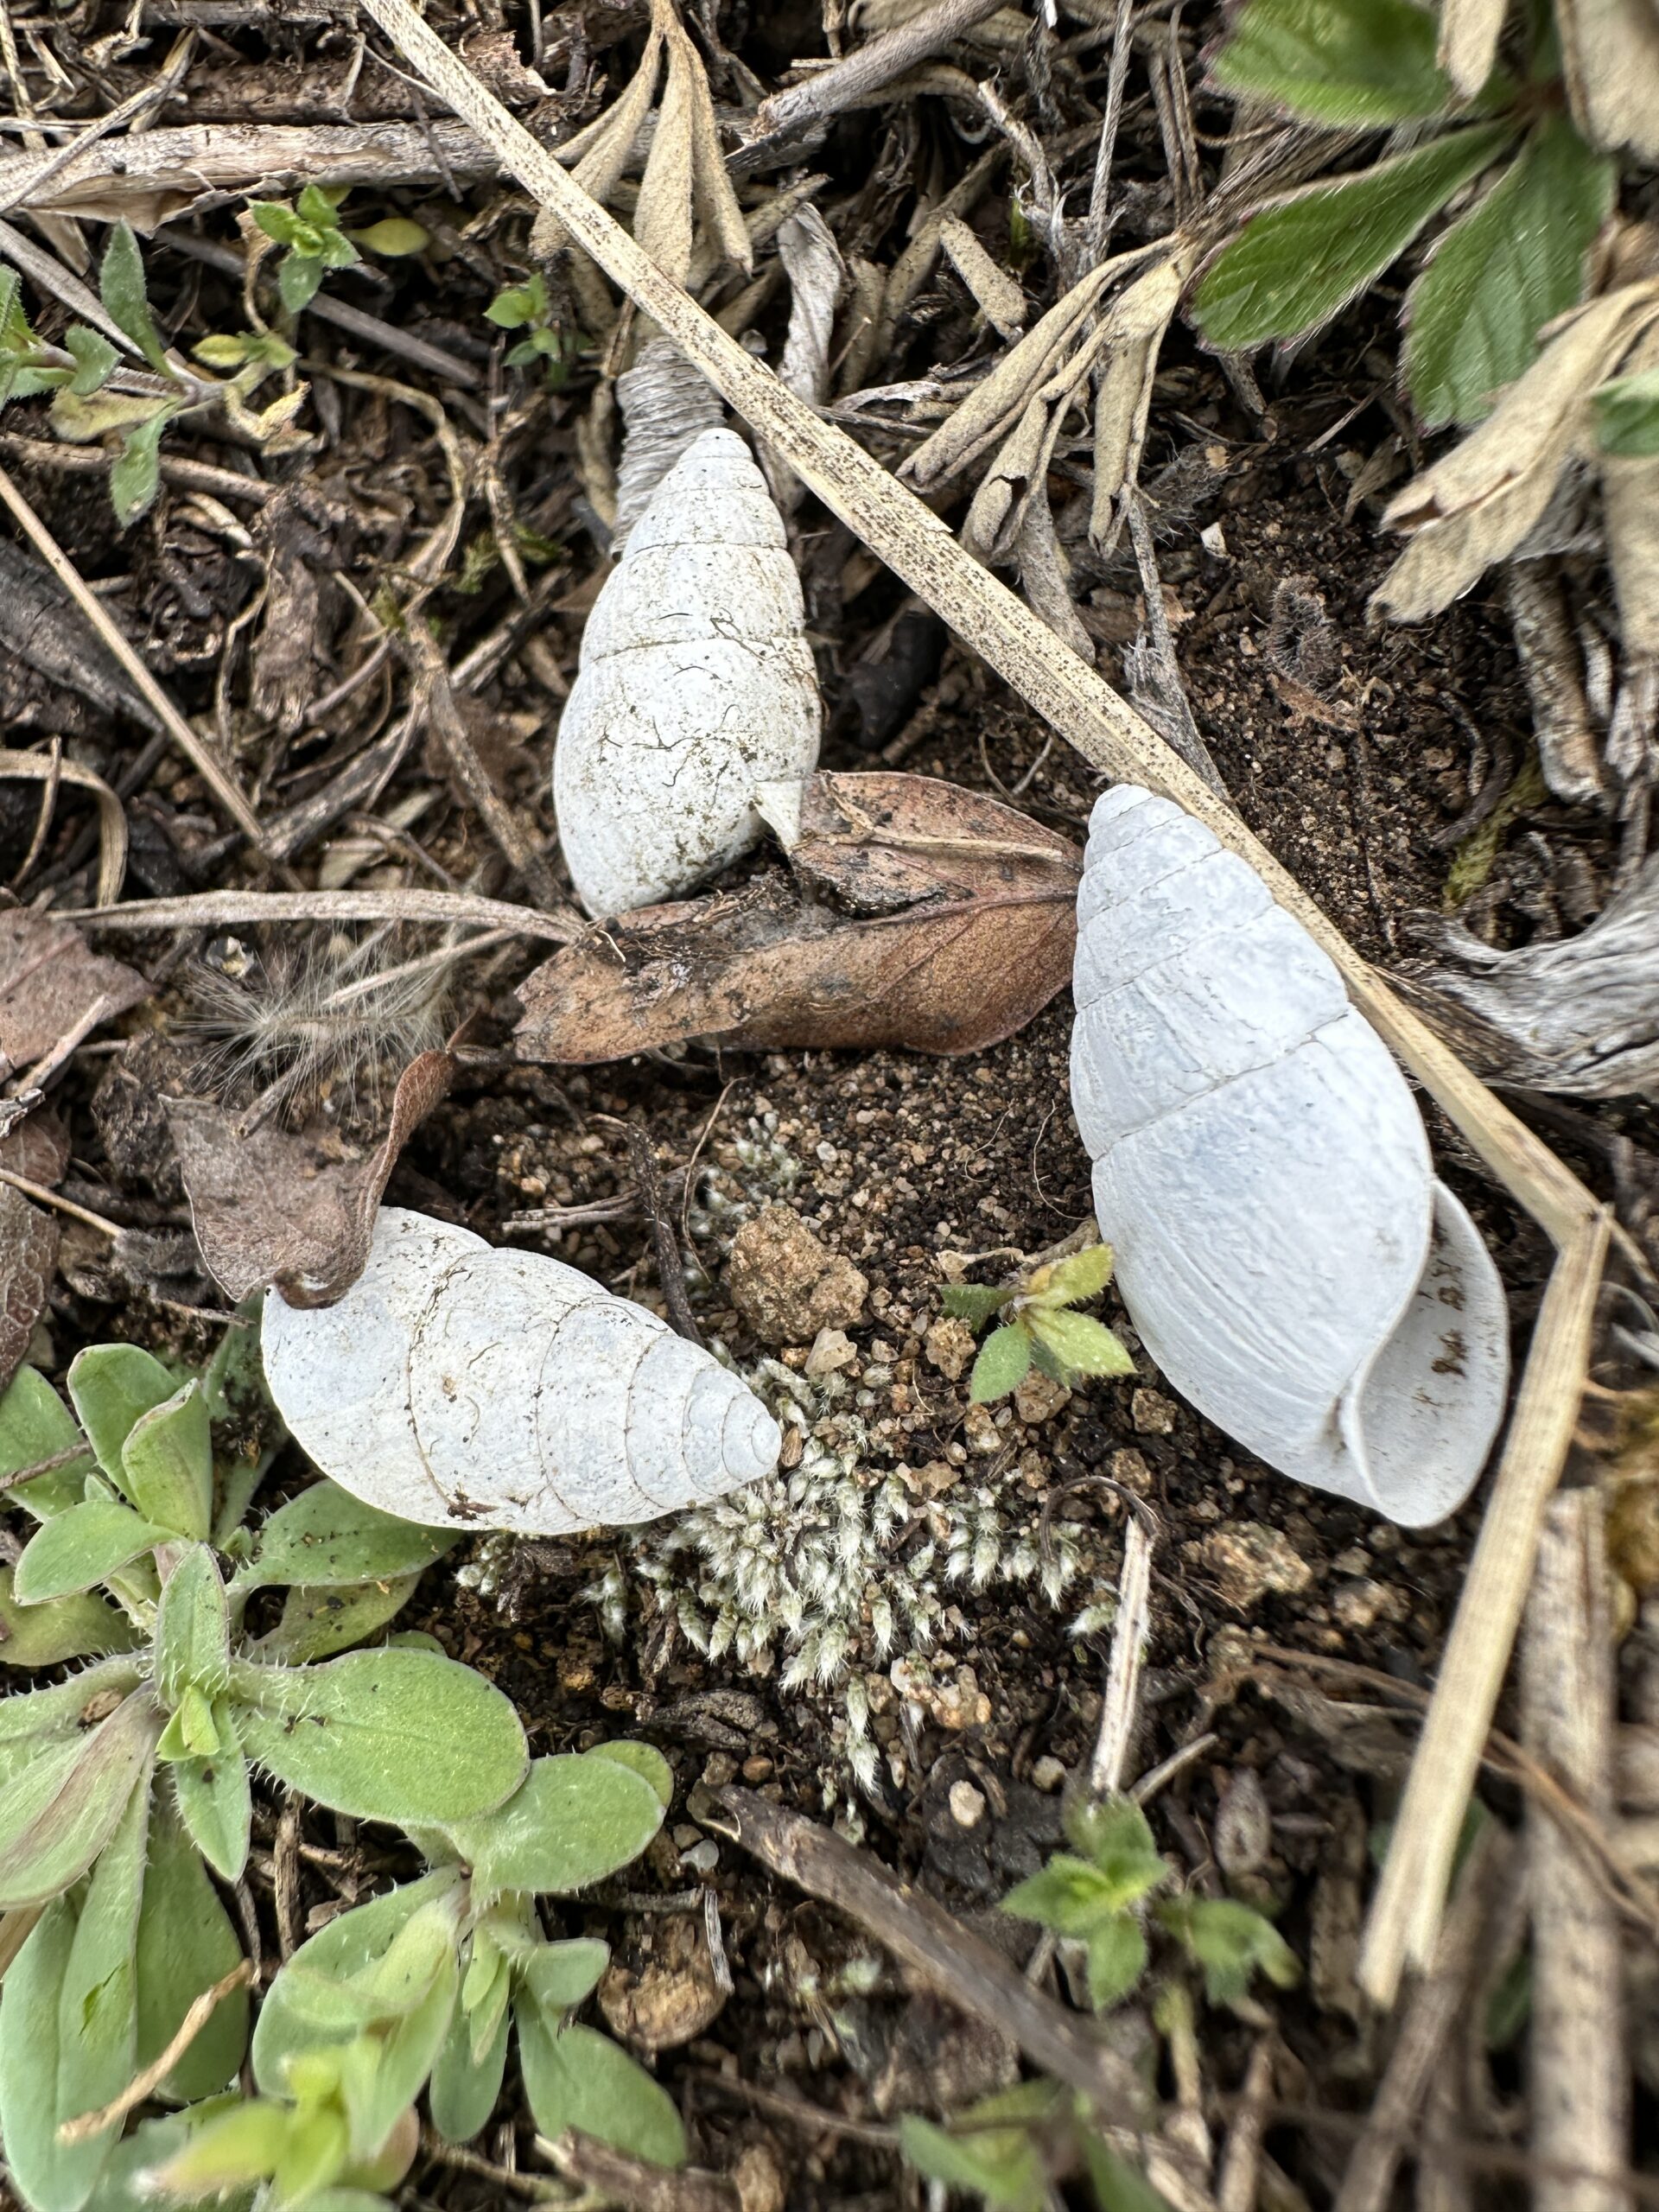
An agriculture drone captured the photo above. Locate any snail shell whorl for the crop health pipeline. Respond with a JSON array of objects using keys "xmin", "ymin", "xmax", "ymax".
[
  {"xmin": 1071, "ymin": 785, "xmax": 1510, "ymax": 1526},
  {"xmin": 553, "ymin": 425, "xmax": 822, "ymax": 918},
  {"xmin": 261, "ymin": 1206, "xmax": 781, "ymax": 1535}
]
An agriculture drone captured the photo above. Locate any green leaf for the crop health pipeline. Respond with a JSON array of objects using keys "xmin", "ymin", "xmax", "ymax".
[
  {"xmin": 99, "ymin": 221, "xmax": 169, "ymax": 374},
  {"xmin": 432, "ymin": 1751, "xmax": 664, "ymax": 1899},
  {"xmin": 1027, "ymin": 1243, "xmax": 1116, "ymax": 1307},
  {"xmin": 969, "ymin": 1323, "xmax": 1032, "ymax": 1403},
  {"xmin": 64, "ymin": 325, "xmax": 118, "ymax": 397},
  {"xmin": 157, "ymin": 1684, "xmax": 222, "ymax": 1761},
  {"xmin": 172, "ymin": 1700, "xmax": 251, "ymax": 1881},
  {"xmin": 519, "ymin": 1936, "xmax": 611, "ymax": 2015},
  {"xmin": 0, "ymin": 1899, "xmax": 117, "ymax": 2212},
  {"xmin": 0, "ymin": 1566, "xmax": 137, "ymax": 1668},
  {"xmin": 1405, "ymin": 118, "xmax": 1616, "ymax": 427},
  {"xmin": 231, "ymin": 1649, "xmax": 527, "ymax": 1827},
  {"xmin": 1001, "ymin": 1855, "xmax": 1119, "ymax": 1936},
  {"xmin": 898, "ymin": 2113, "xmax": 1046, "ymax": 2212},
  {"xmin": 141, "ymin": 2095, "xmax": 292, "ymax": 2201},
  {"xmin": 1084, "ymin": 1910, "xmax": 1147, "ymax": 2011},
  {"xmin": 194, "ymin": 332, "xmax": 257, "ymax": 369},
  {"xmin": 0, "ymin": 1366, "xmax": 93, "ymax": 1519},
  {"xmin": 1595, "ymin": 364, "xmax": 1659, "ymax": 456},
  {"xmin": 278, "ymin": 254, "xmax": 327, "ymax": 315},
  {"xmin": 54, "ymin": 1780, "xmax": 149, "ymax": 2197},
  {"xmin": 0, "ymin": 1656, "xmax": 143, "ymax": 1767},
  {"xmin": 156, "ymin": 1546, "xmax": 232, "ymax": 1703},
  {"xmin": 243, "ymin": 1483, "xmax": 454, "ymax": 1593},
  {"xmin": 1155, "ymin": 1897, "xmax": 1301, "ymax": 2006},
  {"xmin": 1192, "ymin": 124, "xmax": 1514, "ymax": 353},
  {"xmin": 259, "ymin": 1573, "xmax": 426, "ymax": 1665},
  {"xmin": 941, "ymin": 1283, "xmax": 1013, "ymax": 1329},
  {"xmin": 111, "ymin": 405, "xmax": 176, "ymax": 529},
  {"xmin": 1210, "ymin": 0, "xmax": 1458, "ymax": 124},
  {"xmin": 429, "ymin": 2001, "xmax": 509, "ymax": 2144},
  {"xmin": 12, "ymin": 1499, "xmax": 168, "ymax": 1605},
  {"xmin": 583, "ymin": 1739, "xmax": 674, "ymax": 1809},
  {"xmin": 1084, "ymin": 2139, "xmax": 1176, "ymax": 2212},
  {"xmin": 298, "ymin": 183, "xmax": 347, "ymax": 226},
  {"xmin": 352, "ymin": 218, "xmax": 428, "ymax": 257},
  {"xmin": 251, "ymin": 200, "xmax": 307, "ymax": 248},
  {"xmin": 517, "ymin": 2015, "xmax": 687, "ymax": 2168},
  {"xmin": 0, "ymin": 1689, "xmax": 160, "ymax": 1909},
  {"xmin": 67, "ymin": 1345, "xmax": 177, "ymax": 1484},
  {"xmin": 252, "ymin": 1873, "xmax": 460, "ymax": 2090},
  {"xmin": 1024, "ymin": 1307, "xmax": 1135, "ymax": 1382},
  {"xmin": 1065, "ymin": 1795, "xmax": 1169, "ymax": 1906},
  {"xmin": 134, "ymin": 1796, "xmax": 249, "ymax": 2103},
  {"xmin": 119, "ymin": 1380, "xmax": 213, "ymax": 1538},
  {"xmin": 485, "ymin": 279, "xmax": 542, "ymax": 328}
]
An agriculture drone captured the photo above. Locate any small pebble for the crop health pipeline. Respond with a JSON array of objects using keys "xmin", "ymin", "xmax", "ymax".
[
  {"xmin": 949, "ymin": 1780, "xmax": 987, "ymax": 1829},
  {"xmin": 805, "ymin": 1325, "xmax": 857, "ymax": 1376},
  {"xmin": 1030, "ymin": 1756, "xmax": 1067, "ymax": 1794},
  {"xmin": 681, "ymin": 1838, "xmax": 721, "ymax": 1874},
  {"xmin": 741, "ymin": 1755, "xmax": 774, "ymax": 1783},
  {"xmin": 1132, "ymin": 1388, "xmax": 1177, "ymax": 1435}
]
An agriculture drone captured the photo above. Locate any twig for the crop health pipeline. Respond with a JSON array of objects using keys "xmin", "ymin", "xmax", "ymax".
[
  {"xmin": 0, "ymin": 747, "xmax": 124, "ymax": 906},
  {"xmin": 0, "ymin": 431, "xmax": 274, "ymax": 505},
  {"xmin": 1522, "ymin": 1485, "xmax": 1630, "ymax": 2212},
  {"xmin": 711, "ymin": 1785, "xmax": 1146, "ymax": 2119},
  {"xmin": 1089, "ymin": 1508, "xmax": 1154, "ymax": 1797},
  {"xmin": 411, "ymin": 628, "xmax": 563, "ymax": 910},
  {"xmin": 0, "ymin": 1166, "xmax": 120, "ymax": 1236},
  {"xmin": 67, "ymin": 887, "xmax": 583, "ymax": 944},
  {"xmin": 1217, "ymin": 2041, "xmax": 1275, "ymax": 2212},
  {"xmin": 606, "ymin": 1118, "xmax": 704, "ymax": 1347},
  {"xmin": 740, "ymin": 0, "xmax": 1009, "ymax": 161},
  {"xmin": 57, "ymin": 1961, "xmax": 252, "ymax": 2142},
  {"xmin": 1332, "ymin": 1824, "xmax": 1506, "ymax": 2212},
  {"xmin": 689, "ymin": 2068, "xmax": 898, "ymax": 2147},
  {"xmin": 0, "ymin": 33, "xmax": 195, "ymax": 219},
  {"xmin": 0, "ymin": 1443, "xmax": 90, "ymax": 1498},
  {"xmin": 0, "ymin": 464, "xmax": 264, "ymax": 849},
  {"xmin": 537, "ymin": 2133, "xmax": 737, "ymax": 2212},
  {"xmin": 353, "ymin": 0, "xmax": 1611, "ymax": 2004},
  {"xmin": 1503, "ymin": 567, "xmax": 1607, "ymax": 808},
  {"xmin": 1123, "ymin": 490, "xmax": 1226, "ymax": 797},
  {"xmin": 1084, "ymin": 0, "xmax": 1135, "ymax": 269}
]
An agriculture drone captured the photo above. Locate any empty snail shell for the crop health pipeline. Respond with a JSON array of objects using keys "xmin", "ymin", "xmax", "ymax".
[
  {"xmin": 554, "ymin": 424, "xmax": 822, "ymax": 918},
  {"xmin": 1071, "ymin": 785, "xmax": 1510, "ymax": 1527},
  {"xmin": 260, "ymin": 1206, "xmax": 781, "ymax": 1535}
]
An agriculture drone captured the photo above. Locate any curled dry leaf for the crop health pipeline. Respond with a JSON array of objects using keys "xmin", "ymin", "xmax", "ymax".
[
  {"xmin": 1557, "ymin": 0, "xmax": 1659, "ymax": 162},
  {"xmin": 1374, "ymin": 281, "xmax": 1659, "ymax": 621},
  {"xmin": 166, "ymin": 1048, "xmax": 454, "ymax": 1306},
  {"xmin": 516, "ymin": 771, "xmax": 1080, "ymax": 1061},
  {"xmin": 0, "ymin": 911, "xmax": 149, "ymax": 1077}
]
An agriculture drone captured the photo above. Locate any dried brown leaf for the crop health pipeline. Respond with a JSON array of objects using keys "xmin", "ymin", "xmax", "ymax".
[
  {"xmin": 1089, "ymin": 246, "xmax": 1197, "ymax": 555},
  {"xmin": 1557, "ymin": 0, "xmax": 1659, "ymax": 162},
  {"xmin": 938, "ymin": 213, "xmax": 1026, "ymax": 340},
  {"xmin": 513, "ymin": 772, "xmax": 1079, "ymax": 1060},
  {"xmin": 1375, "ymin": 283, "xmax": 1659, "ymax": 622},
  {"xmin": 0, "ymin": 1182, "xmax": 57, "ymax": 1391},
  {"xmin": 0, "ymin": 1107, "xmax": 70, "ymax": 1191},
  {"xmin": 1605, "ymin": 451, "xmax": 1659, "ymax": 661},
  {"xmin": 0, "ymin": 911, "xmax": 149, "ymax": 1077},
  {"xmin": 167, "ymin": 1049, "xmax": 454, "ymax": 1307},
  {"xmin": 531, "ymin": 21, "xmax": 665, "ymax": 258}
]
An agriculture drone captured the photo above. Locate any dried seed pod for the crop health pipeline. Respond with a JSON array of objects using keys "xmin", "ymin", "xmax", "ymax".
[
  {"xmin": 261, "ymin": 1206, "xmax": 781, "ymax": 1534},
  {"xmin": 1071, "ymin": 786, "xmax": 1510, "ymax": 1526},
  {"xmin": 554, "ymin": 426, "xmax": 821, "ymax": 918}
]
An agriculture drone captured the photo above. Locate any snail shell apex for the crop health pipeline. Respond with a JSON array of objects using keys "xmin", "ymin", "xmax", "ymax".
[
  {"xmin": 261, "ymin": 1207, "xmax": 780, "ymax": 1535},
  {"xmin": 1071, "ymin": 785, "xmax": 1510, "ymax": 1527},
  {"xmin": 553, "ymin": 426, "xmax": 822, "ymax": 918}
]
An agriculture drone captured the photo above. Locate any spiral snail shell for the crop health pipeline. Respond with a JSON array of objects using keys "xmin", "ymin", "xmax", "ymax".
[
  {"xmin": 1071, "ymin": 785, "xmax": 1510, "ymax": 1526},
  {"xmin": 553, "ymin": 425, "xmax": 822, "ymax": 918},
  {"xmin": 261, "ymin": 1207, "xmax": 781, "ymax": 1535}
]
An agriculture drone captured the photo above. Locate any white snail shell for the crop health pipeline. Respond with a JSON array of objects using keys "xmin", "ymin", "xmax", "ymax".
[
  {"xmin": 260, "ymin": 1206, "xmax": 781, "ymax": 1535},
  {"xmin": 553, "ymin": 426, "xmax": 822, "ymax": 918},
  {"xmin": 1071, "ymin": 786, "xmax": 1510, "ymax": 1527}
]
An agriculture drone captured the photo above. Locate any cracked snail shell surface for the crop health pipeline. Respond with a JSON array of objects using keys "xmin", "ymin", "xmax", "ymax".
[
  {"xmin": 261, "ymin": 1207, "xmax": 782, "ymax": 1535},
  {"xmin": 1071, "ymin": 785, "xmax": 1510, "ymax": 1527},
  {"xmin": 553, "ymin": 425, "xmax": 822, "ymax": 918}
]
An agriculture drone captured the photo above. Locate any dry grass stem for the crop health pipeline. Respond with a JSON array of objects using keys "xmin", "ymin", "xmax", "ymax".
[
  {"xmin": 0, "ymin": 747, "xmax": 126, "ymax": 906},
  {"xmin": 67, "ymin": 888, "xmax": 583, "ymax": 943}
]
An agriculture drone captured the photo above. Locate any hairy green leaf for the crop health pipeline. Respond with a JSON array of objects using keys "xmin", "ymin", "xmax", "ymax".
[
  {"xmin": 1595, "ymin": 364, "xmax": 1659, "ymax": 456},
  {"xmin": 278, "ymin": 254, "xmax": 327, "ymax": 315},
  {"xmin": 99, "ymin": 222, "xmax": 168, "ymax": 374},
  {"xmin": 1192, "ymin": 124, "xmax": 1514, "ymax": 352},
  {"xmin": 0, "ymin": 1904, "xmax": 103, "ymax": 2212},
  {"xmin": 172, "ymin": 1700, "xmax": 251, "ymax": 1881},
  {"xmin": 969, "ymin": 1322, "xmax": 1032, "ymax": 1402},
  {"xmin": 63, "ymin": 325, "xmax": 118, "ymax": 397},
  {"xmin": 67, "ymin": 1345, "xmax": 177, "ymax": 1484},
  {"xmin": 0, "ymin": 1365, "xmax": 93, "ymax": 1519},
  {"xmin": 520, "ymin": 1936, "xmax": 611, "ymax": 2015},
  {"xmin": 899, "ymin": 2112, "xmax": 1046, "ymax": 2212},
  {"xmin": 231, "ymin": 1649, "xmax": 527, "ymax": 1827},
  {"xmin": 435, "ymin": 1753, "xmax": 664, "ymax": 1900},
  {"xmin": 517, "ymin": 2014, "xmax": 687, "ymax": 2168},
  {"xmin": 1065, "ymin": 1795, "xmax": 1168, "ymax": 1906},
  {"xmin": 120, "ymin": 1381, "xmax": 213, "ymax": 1538},
  {"xmin": 1001, "ymin": 1854, "xmax": 1119, "ymax": 1936},
  {"xmin": 582, "ymin": 1739, "xmax": 674, "ymax": 1810},
  {"xmin": 1156, "ymin": 1896, "xmax": 1301, "ymax": 2005},
  {"xmin": 429, "ymin": 1999, "xmax": 509, "ymax": 2145},
  {"xmin": 0, "ymin": 1688, "xmax": 160, "ymax": 1909},
  {"xmin": 111, "ymin": 405, "xmax": 176, "ymax": 529},
  {"xmin": 1027, "ymin": 1242, "xmax": 1116, "ymax": 1307},
  {"xmin": 0, "ymin": 1567, "xmax": 137, "ymax": 1668},
  {"xmin": 941, "ymin": 1282, "xmax": 1013, "ymax": 1328},
  {"xmin": 156, "ymin": 1547, "xmax": 232, "ymax": 1705},
  {"xmin": 1024, "ymin": 1307, "xmax": 1135, "ymax": 1381},
  {"xmin": 258, "ymin": 1573, "xmax": 426, "ymax": 1665},
  {"xmin": 12, "ymin": 1499, "xmax": 168, "ymax": 1605},
  {"xmin": 0, "ymin": 1656, "xmax": 144, "ymax": 1770},
  {"xmin": 1405, "ymin": 118, "xmax": 1615, "ymax": 426},
  {"xmin": 135, "ymin": 1797, "xmax": 249, "ymax": 2102},
  {"xmin": 1084, "ymin": 1910, "xmax": 1147, "ymax": 2010},
  {"xmin": 243, "ymin": 1484, "xmax": 454, "ymax": 1594},
  {"xmin": 1210, "ymin": 0, "xmax": 1457, "ymax": 124}
]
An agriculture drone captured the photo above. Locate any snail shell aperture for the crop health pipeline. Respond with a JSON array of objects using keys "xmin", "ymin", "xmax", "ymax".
[{"xmin": 1071, "ymin": 785, "xmax": 1510, "ymax": 1526}]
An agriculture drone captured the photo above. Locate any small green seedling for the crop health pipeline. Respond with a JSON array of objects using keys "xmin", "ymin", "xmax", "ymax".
[
  {"xmin": 485, "ymin": 271, "xmax": 578, "ymax": 385},
  {"xmin": 250, "ymin": 188, "xmax": 364, "ymax": 315},
  {"xmin": 942, "ymin": 1243, "xmax": 1134, "ymax": 1404}
]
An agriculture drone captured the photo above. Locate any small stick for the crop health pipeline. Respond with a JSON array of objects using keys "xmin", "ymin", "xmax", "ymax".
[
  {"xmin": 1217, "ymin": 2040, "xmax": 1275, "ymax": 2212},
  {"xmin": 1523, "ymin": 1485, "xmax": 1630, "ymax": 2212},
  {"xmin": 0, "ymin": 746, "xmax": 125, "ymax": 906},
  {"xmin": 57, "ymin": 1961, "xmax": 252, "ymax": 2142},
  {"xmin": 0, "ymin": 1165, "xmax": 120, "ymax": 1237},
  {"xmin": 1089, "ymin": 1508, "xmax": 1154, "ymax": 1797},
  {"xmin": 1084, "ymin": 0, "xmax": 1135, "ymax": 269},
  {"xmin": 0, "ymin": 464, "xmax": 264, "ymax": 849},
  {"xmin": 412, "ymin": 630, "xmax": 563, "ymax": 911},
  {"xmin": 712, "ymin": 1784, "xmax": 1146, "ymax": 2119},
  {"xmin": 67, "ymin": 887, "xmax": 583, "ymax": 944},
  {"xmin": 739, "ymin": 0, "xmax": 1009, "ymax": 160},
  {"xmin": 0, "ymin": 430, "xmax": 276, "ymax": 506},
  {"xmin": 610, "ymin": 1119, "xmax": 705, "ymax": 1347},
  {"xmin": 354, "ymin": 0, "xmax": 1611, "ymax": 2002}
]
